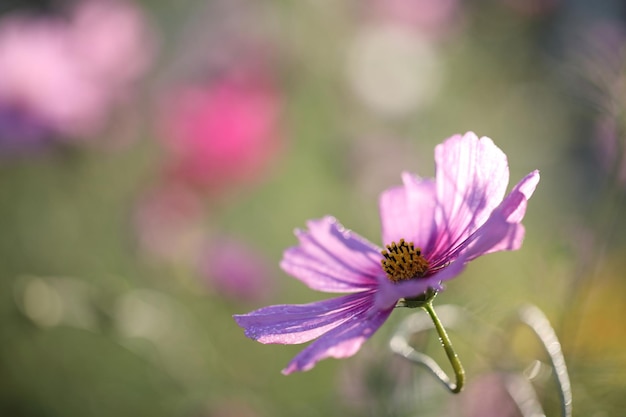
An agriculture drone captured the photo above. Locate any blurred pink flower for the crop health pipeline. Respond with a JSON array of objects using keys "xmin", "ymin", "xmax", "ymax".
[
  {"xmin": 199, "ymin": 237, "xmax": 276, "ymax": 303},
  {"xmin": 235, "ymin": 132, "xmax": 539, "ymax": 374},
  {"xmin": 0, "ymin": 15, "xmax": 106, "ymax": 143},
  {"xmin": 68, "ymin": 0, "xmax": 156, "ymax": 88},
  {"xmin": 157, "ymin": 73, "xmax": 282, "ymax": 192},
  {"xmin": 0, "ymin": 0, "xmax": 154, "ymax": 148}
]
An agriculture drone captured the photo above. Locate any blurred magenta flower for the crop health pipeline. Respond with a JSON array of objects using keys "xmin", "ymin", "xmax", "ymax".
[
  {"xmin": 234, "ymin": 132, "xmax": 539, "ymax": 374},
  {"xmin": 199, "ymin": 237, "xmax": 276, "ymax": 303},
  {"xmin": 0, "ymin": 0, "xmax": 154, "ymax": 148},
  {"xmin": 157, "ymin": 73, "xmax": 282, "ymax": 193}
]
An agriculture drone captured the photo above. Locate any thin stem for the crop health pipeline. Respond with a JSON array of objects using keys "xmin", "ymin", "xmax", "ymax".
[
  {"xmin": 422, "ymin": 301, "xmax": 465, "ymax": 393},
  {"xmin": 517, "ymin": 305, "xmax": 572, "ymax": 417}
]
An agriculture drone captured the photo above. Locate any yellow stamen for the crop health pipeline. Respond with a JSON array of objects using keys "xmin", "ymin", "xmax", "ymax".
[{"xmin": 380, "ymin": 239, "xmax": 429, "ymax": 282}]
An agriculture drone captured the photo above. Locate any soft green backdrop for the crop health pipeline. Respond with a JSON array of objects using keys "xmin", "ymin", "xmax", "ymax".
[{"xmin": 1, "ymin": 1, "xmax": 625, "ymax": 416}]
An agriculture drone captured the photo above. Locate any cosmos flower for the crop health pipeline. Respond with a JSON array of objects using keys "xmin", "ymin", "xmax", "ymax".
[{"xmin": 234, "ymin": 132, "xmax": 540, "ymax": 374}]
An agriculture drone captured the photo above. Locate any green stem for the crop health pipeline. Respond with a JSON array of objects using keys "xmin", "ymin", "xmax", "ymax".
[{"xmin": 422, "ymin": 301, "xmax": 465, "ymax": 393}]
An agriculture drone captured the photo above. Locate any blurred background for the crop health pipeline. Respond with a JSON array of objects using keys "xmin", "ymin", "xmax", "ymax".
[{"xmin": 0, "ymin": 0, "xmax": 625, "ymax": 416}]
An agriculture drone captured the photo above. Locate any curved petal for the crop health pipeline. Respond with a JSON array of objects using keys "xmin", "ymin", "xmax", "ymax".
[
  {"xmin": 497, "ymin": 170, "xmax": 540, "ymax": 223},
  {"xmin": 447, "ymin": 170, "xmax": 540, "ymax": 262},
  {"xmin": 432, "ymin": 132, "xmax": 510, "ymax": 258},
  {"xmin": 233, "ymin": 292, "xmax": 375, "ymax": 345},
  {"xmin": 461, "ymin": 215, "xmax": 523, "ymax": 262},
  {"xmin": 379, "ymin": 173, "xmax": 437, "ymax": 253},
  {"xmin": 281, "ymin": 305, "xmax": 393, "ymax": 374},
  {"xmin": 280, "ymin": 217, "xmax": 383, "ymax": 293}
]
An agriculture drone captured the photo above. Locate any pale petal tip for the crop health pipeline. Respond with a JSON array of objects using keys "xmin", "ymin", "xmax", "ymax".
[
  {"xmin": 462, "ymin": 131, "xmax": 480, "ymax": 140},
  {"xmin": 530, "ymin": 169, "xmax": 541, "ymax": 184},
  {"xmin": 400, "ymin": 170, "xmax": 422, "ymax": 186},
  {"xmin": 517, "ymin": 170, "xmax": 541, "ymax": 198},
  {"xmin": 232, "ymin": 314, "xmax": 246, "ymax": 328},
  {"xmin": 294, "ymin": 216, "xmax": 336, "ymax": 236},
  {"xmin": 281, "ymin": 363, "xmax": 301, "ymax": 375}
]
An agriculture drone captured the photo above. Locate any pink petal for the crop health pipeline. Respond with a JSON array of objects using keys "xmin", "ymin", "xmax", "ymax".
[
  {"xmin": 454, "ymin": 170, "xmax": 540, "ymax": 261},
  {"xmin": 379, "ymin": 173, "xmax": 437, "ymax": 253},
  {"xmin": 281, "ymin": 306, "xmax": 392, "ymax": 374},
  {"xmin": 461, "ymin": 214, "xmax": 523, "ymax": 261},
  {"xmin": 280, "ymin": 217, "xmax": 383, "ymax": 293},
  {"xmin": 234, "ymin": 292, "xmax": 375, "ymax": 345},
  {"xmin": 498, "ymin": 170, "xmax": 540, "ymax": 223},
  {"xmin": 432, "ymin": 132, "xmax": 510, "ymax": 258}
]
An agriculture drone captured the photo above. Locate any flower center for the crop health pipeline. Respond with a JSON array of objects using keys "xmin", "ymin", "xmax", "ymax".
[{"xmin": 380, "ymin": 239, "xmax": 430, "ymax": 282}]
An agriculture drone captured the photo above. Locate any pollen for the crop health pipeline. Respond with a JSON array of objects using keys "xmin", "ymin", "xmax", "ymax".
[{"xmin": 380, "ymin": 239, "xmax": 430, "ymax": 282}]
